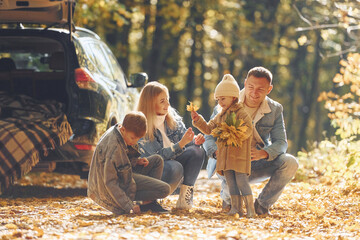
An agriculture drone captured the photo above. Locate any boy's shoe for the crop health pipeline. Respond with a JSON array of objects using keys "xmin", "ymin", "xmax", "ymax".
[
  {"xmin": 254, "ymin": 198, "xmax": 270, "ymax": 216},
  {"xmin": 140, "ymin": 201, "xmax": 168, "ymax": 213}
]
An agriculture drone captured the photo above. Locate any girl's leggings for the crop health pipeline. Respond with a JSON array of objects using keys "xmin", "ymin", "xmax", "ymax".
[{"xmin": 224, "ymin": 170, "xmax": 252, "ymax": 196}]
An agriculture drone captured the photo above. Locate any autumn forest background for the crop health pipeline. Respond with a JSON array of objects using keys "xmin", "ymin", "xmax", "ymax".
[
  {"xmin": 75, "ymin": 0, "xmax": 359, "ymax": 154},
  {"xmin": 73, "ymin": 0, "xmax": 360, "ymax": 190},
  {"xmin": 74, "ymin": 0, "xmax": 360, "ymax": 196},
  {"xmin": 1, "ymin": 1, "xmax": 359, "ymax": 239}
]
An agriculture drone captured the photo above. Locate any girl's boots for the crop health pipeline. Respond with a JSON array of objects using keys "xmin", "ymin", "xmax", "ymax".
[
  {"xmin": 242, "ymin": 195, "xmax": 256, "ymax": 218},
  {"xmin": 176, "ymin": 184, "xmax": 194, "ymax": 210},
  {"xmin": 227, "ymin": 195, "xmax": 243, "ymax": 216}
]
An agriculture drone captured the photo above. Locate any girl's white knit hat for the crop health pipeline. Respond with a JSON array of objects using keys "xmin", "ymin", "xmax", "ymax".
[{"xmin": 214, "ymin": 74, "xmax": 240, "ymax": 100}]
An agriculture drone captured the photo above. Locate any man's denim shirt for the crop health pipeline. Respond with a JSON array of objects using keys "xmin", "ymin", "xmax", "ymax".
[
  {"xmin": 203, "ymin": 90, "xmax": 288, "ymax": 178},
  {"xmin": 138, "ymin": 118, "xmax": 194, "ymax": 160}
]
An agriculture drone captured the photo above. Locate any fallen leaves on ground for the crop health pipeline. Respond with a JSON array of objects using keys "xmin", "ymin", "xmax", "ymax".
[{"xmin": 0, "ymin": 171, "xmax": 359, "ymax": 240}]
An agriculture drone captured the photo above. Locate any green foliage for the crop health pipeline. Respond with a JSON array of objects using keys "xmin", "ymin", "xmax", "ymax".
[
  {"xmin": 295, "ymin": 138, "xmax": 360, "ymax": 189},
  {"xmin": 347, "ymin": 151, "xmax": 358, "ymax": 168}
]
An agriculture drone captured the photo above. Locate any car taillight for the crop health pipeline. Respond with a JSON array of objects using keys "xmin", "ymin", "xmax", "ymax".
[
  {"xmin": 74, "ymin": 144, "xmax": 96, "ymax": 151},
  {"xmin": 75, "ymin": 68, "xmax": 98, "ymax": 91}
]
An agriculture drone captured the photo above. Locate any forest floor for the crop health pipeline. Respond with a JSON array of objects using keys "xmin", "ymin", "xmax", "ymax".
[{"xmin": 0, "ymin": 170, "xmax": 359, "ymax": 240}]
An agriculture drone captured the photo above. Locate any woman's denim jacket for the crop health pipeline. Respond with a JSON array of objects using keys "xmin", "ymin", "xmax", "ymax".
[
  {"xmin": 88, "ymin": 124, "xmax": 136, "ymax": 214},
  {"xmin": 138, "ymin": 119, "xmax": 194, "ymax": 160},
  {"xmin": 203, "ymin": 89, "xmax": 288, "ymax": 178}
]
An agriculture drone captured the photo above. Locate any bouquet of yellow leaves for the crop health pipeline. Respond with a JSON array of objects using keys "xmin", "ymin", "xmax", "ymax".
[{"xmin": 211, "ymin": 112, "xmax": 249, "ymax": 147}]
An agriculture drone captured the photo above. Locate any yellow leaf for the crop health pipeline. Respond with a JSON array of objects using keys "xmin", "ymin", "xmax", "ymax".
[
  {"xmin": 33, "ymin": 227, "xmax": 44, "ymax": 237},
  {"xmin": 0, "ymin": 200, "xmax": 7, "ymax": 207},
  {"xmin": 5, "ymin": 223, "xmax": 18, "ymax": 229},
  {"xmin": 78, "ymin": 220, "xmax": 93, "ymax": 227},
  {"xmin": 186, "ymin": 101, "xmax": 199, "ymax": 111}
]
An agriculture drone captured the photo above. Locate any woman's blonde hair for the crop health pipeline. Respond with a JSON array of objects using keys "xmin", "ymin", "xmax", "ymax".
[{"xmin": 137, "ymin": 81, "xmax": 180, "ymax": 140}]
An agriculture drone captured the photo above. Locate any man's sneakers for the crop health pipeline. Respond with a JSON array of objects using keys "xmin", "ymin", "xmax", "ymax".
[
  {"xmin": 140, "ymin": 201, "xmax": 168, "ymax": 213},
  {"xmin": 254, "ymin": 198, "xmax": 270, "ymax": 216}
]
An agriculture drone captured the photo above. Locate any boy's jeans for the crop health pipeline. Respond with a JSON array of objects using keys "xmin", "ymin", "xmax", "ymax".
[
  {"xmin": 132, "ymin": 155, "xmax": 170, "ymax": 201},
  {"xmin": 221, "ymin": 153, "xmax": 298, "ymax": 209}
]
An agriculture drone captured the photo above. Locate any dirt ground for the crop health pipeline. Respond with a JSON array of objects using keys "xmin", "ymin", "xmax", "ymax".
[{"xmin": 0, "ymin": 170, "xmax": 359, "ymax": 240}]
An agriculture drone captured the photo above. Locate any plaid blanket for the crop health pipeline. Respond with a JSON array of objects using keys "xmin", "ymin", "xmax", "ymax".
[{"xmin": 0, "ymin": 93, "xmax": 73, "ymax": 195}]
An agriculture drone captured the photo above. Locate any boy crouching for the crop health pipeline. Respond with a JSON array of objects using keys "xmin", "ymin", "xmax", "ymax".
[{"xmin": 88, "ymin": 111, "xmax": 170, "ymax": 214}]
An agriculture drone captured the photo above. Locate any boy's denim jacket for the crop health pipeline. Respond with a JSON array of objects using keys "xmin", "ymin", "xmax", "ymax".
[
  {"xmin": 88, "ymin": 124, "xmax": 137, "ymax": 215},
  {"xmin": 138, "ymin": 119, "xmax": 194, "ymax": 160},
  {"xmin": 203, "ymin": 89, "xmax": 288, "ymax": 178}
]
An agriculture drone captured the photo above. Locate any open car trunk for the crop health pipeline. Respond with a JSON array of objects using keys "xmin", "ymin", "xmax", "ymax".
[
  {"xmin": 0, "ymin": 36, "xmax": 67, "ymax": 104},
  {"xmin": 0, "ymin": 35, "xmax": 73, "ymax": 194}
]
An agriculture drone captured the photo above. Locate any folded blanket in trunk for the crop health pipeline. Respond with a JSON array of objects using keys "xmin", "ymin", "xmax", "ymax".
[{"xmin": 0, "ymin": 93, "xmax": 73, "ymax": 195}]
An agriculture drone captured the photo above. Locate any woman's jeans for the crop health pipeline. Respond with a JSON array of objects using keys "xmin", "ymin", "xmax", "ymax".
[
  {"xmin": 220, "ymin": 153, "xmax": 298, "ymax": 209},
  {"xmin": 224, "ymin": 170, "xmax": 252, "ymax": 196},
  {"xmin": 132, "ymin": 155, "xmax": 171, "ymax": 201},
  {"xmin": 161, "ymin": 145, "xmax": 205, "ymax": 193}
]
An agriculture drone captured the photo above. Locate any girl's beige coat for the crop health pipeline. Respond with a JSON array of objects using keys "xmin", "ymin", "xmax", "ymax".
[{"xmin": 193, "ymin": 103, "xmax": 253, "ymax": 175}]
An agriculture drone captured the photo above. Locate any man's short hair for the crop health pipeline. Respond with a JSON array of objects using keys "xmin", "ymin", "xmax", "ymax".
[
  {"xmin": 122, "ymin": 111, "xmax": 147, "ymax": 137},
  {"xmin": 246, "ymin": 66, "xmax": 273, "ymax": 84}
]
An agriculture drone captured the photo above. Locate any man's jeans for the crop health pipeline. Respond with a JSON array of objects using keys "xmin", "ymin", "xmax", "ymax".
[
  {"xmin": 220, "ymin": 153, "xmax": 298, "ymax": 209},
  {"xmin": 133, "ymin": 155, "xmax": 170, "ymax": 201},
  {"xmin": 161, "ymin": 145, "xmax": 205, "ymax": 193}
]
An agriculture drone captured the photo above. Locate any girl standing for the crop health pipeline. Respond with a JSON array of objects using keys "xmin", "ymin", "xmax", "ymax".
[
  {"xmin": 191, "ymin": 74, "xmax": 255, "ymax": 217},
  {"xmin": 137, "ymin": 82, "xmax": 205, "ymax": 210}
]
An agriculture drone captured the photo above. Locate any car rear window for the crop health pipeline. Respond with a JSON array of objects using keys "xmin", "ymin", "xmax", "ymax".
[
  {"xmin": 0, "ymin": 36, "xmax": 64, "ymax": 72},
  {"xmin": 74, "ymin": 38, "xmax": 127, "ymax": 90}
]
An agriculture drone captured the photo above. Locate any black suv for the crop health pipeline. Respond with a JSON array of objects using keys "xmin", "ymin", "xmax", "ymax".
[{"xmin": 0, "ymin": 0, "xmax": 147, "ymax": 186}]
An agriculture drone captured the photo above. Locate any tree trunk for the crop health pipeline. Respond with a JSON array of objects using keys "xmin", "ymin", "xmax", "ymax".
[
  {"xmin": 141, "ymin": 0, "xmax": 152, "ymax": 71},
  {"xmin": 184, "ymin": 3, "xmax": 205, "ymax": 126},
  {"xmin": 297, "ymin": 32, "xmax": 321, "ymax": 151},
  {"xmin": 105, "ymin": 16, "xmax": 132, "ymax": 75},
  {"xmin": 147, "ymin": 0, "xmax": 165, "ymax": 81},
  {"xmin": 287, "ymin": 44, "xmax": 307, "ymax": 150},
  {"xmin": 200, "ymin": 63, "xmax": 211, "ymax": 120}
]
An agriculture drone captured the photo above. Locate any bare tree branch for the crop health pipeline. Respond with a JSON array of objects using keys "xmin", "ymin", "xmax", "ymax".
[
  {"xmin": 323, "ymin": 46, "xmax": 358, "ymax": 59},
  {"xmin": 347, "ymin": 25, "xmax": 360, "ymax": 40},
  {"xmin": 295, "ymin": 24, "xmax": 340, "ymax": 32},
  {"xmin": 293, "ymin": 2, "xmax": 360, "ymax": 58},
  {"xmin": 293, "ymin": 4, "xmax": 312, "ymax": 27}
]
